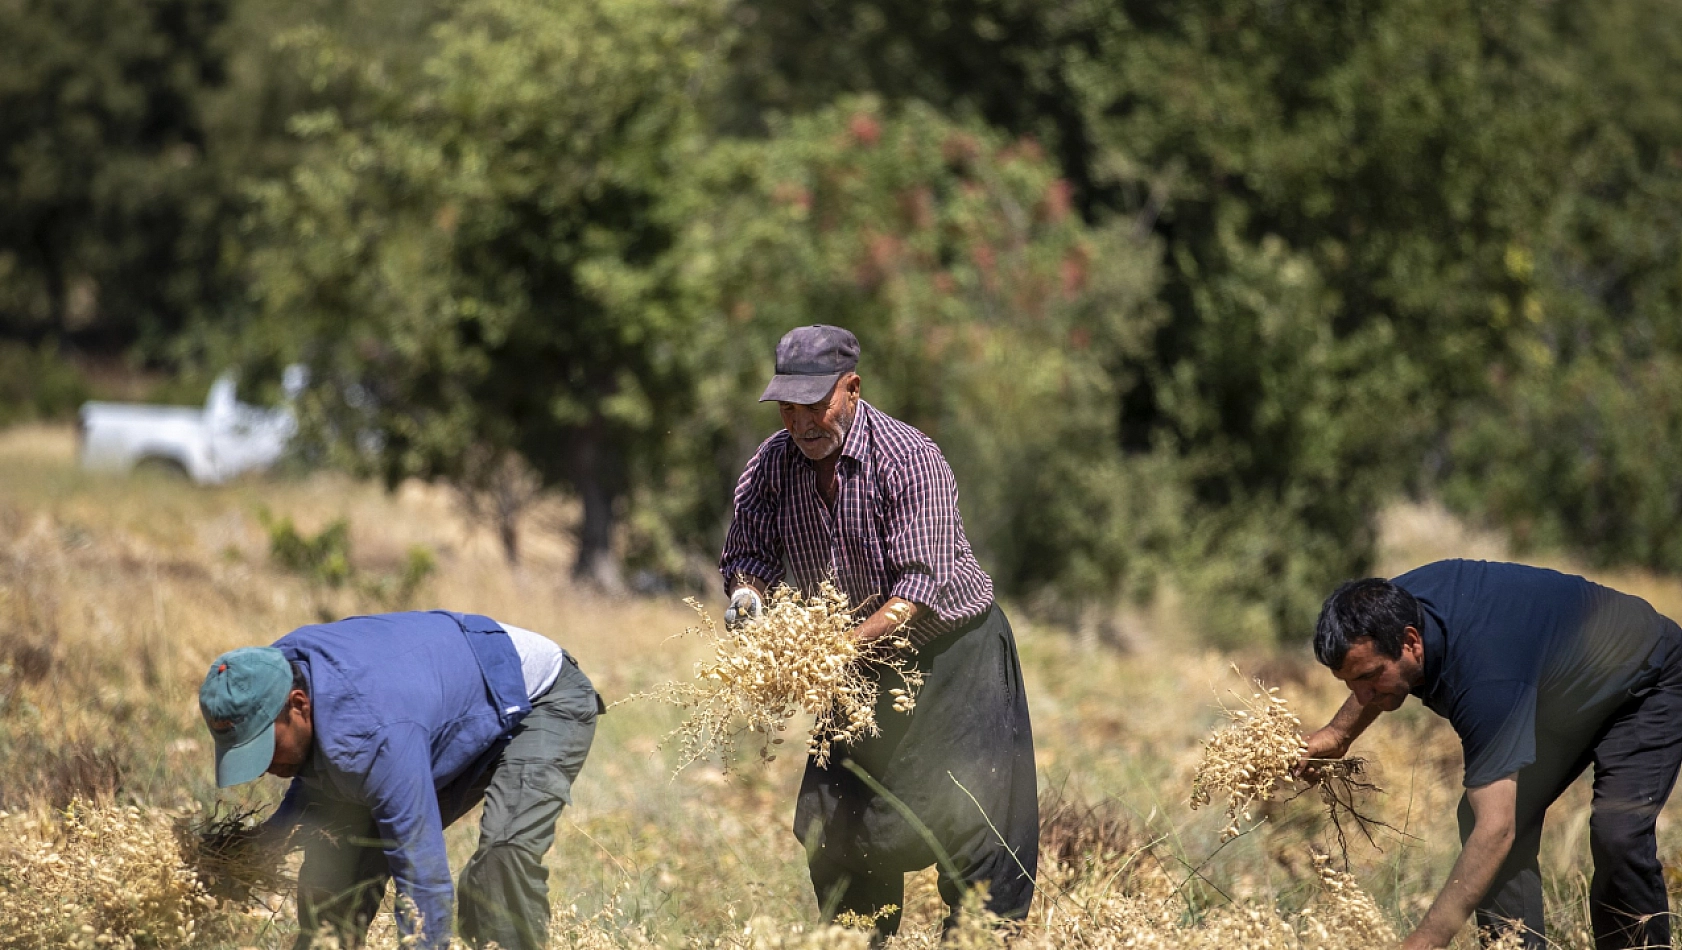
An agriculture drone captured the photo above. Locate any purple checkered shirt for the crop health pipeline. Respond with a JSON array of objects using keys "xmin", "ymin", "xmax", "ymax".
[{"xmin": 720, "ymin": 400, "xmax": 994, "ymax": 649}]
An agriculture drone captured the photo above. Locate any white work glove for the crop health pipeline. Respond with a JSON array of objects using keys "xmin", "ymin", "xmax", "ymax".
[{"xmin": 724, "ymin": 587, "xmax": 764, "ymax": 628}]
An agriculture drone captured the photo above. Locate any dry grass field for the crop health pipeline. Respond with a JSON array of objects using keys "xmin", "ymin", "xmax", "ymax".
[{"xmin": 3, "ymin": 422, "xmax": 1681, "ymax": 948}]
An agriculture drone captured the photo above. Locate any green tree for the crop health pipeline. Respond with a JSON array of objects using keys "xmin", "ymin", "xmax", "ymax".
[
  {"xmin": 238, "ymin": 0, "xmax": 727, "ymax": 584},
  {"xmin": 0, "ymin": 0, "xmax": 235, "ymax": 353},
  {"xmin": 722, "ymin": 0, "xmax": 1614, "ymax": 637},
  {"xmin": 1443, "ymin": 0, "xmax": 1682, "ymax": 571}
]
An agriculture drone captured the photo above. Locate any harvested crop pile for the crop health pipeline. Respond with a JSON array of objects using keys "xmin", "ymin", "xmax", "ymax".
[
  {"xmin": 0, "ymin": 799, "xmax": 226, "ymax": 949},
  {"xmin": 624, "ymin": 582, "xmax": 923, "ymax": 772}
]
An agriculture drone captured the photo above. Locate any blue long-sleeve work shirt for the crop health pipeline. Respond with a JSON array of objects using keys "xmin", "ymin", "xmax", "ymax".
[{"xmin": 266, "ymin": 611, "xmax": 531, "ymax": 947}]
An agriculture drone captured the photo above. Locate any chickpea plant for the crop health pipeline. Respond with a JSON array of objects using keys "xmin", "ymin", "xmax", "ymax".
[
  {"xmin": 626, "ymin": 582, "xmax": 924, "ymax": 773},
  {"xmin": 0, "ymin": 799, "xmax": 226, "ymax": 949},
  {"xmin": 1189, "ymin": 675, "xmax": 1382, "ymax": 853}
]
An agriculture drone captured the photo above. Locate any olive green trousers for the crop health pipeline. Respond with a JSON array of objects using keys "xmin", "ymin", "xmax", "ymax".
[{"xmin": 292, "ymin": 657, "xmax": 599, "ymax": 950}]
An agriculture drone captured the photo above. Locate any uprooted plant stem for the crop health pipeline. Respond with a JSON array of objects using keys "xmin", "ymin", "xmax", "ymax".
[{"xmin": 619, "ymin": 582, "xmax": 924, "ymax": 772}]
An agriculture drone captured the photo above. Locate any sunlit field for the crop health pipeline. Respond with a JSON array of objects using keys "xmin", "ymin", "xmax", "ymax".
[{"xmin": 4, "ymin": 423, "xmax": 1682, "ymax": 948}]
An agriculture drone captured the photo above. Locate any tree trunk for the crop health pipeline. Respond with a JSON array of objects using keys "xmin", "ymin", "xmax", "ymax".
[
  {"xmin": 497, "ymin": 507, "xmax": 520, "ymax": 564},
  {"xmin": 568, "ymin": 421, "xmax": 625, "ymax": 592}
]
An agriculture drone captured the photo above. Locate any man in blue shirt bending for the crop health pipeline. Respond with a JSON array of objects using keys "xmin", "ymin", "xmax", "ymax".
[
  {"xmin": 198, "ymin": 611, "xmax": 601, "ymax": 950},
  {"xmin": 1305, "ymin": 560, "xmax": 1682, "ymax": 950}
]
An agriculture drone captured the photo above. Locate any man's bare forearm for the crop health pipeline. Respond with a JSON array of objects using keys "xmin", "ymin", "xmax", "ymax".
[
  {"xmin": 1404, "ymin": 831, "xmax": 1512, "ymax": 947},
  {"xmin": 853, "ymin": 597, "xmax": 920, "ymax": 644},
  {"xmin": 1308, "ymin": 694, "xmax": 1383, "ymax": 756},
  {"xmin": 1330, "ymin": 694, "xmax": 1382, "ymax": 740},
  {"xmin": 1402, "ymin": 777, "xmax": 1518, "ymax": 949}
]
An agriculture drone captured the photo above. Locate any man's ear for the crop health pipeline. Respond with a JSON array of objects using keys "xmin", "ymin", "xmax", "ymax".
[{"xmin": 1402, "ymin": 625, "xmax": 1423, "ymax": 661}]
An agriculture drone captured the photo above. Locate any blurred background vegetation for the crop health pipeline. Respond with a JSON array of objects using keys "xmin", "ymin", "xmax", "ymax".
[{"xmin": 4, "ymin": 0, "xmax": 1682, "ymax": 644}]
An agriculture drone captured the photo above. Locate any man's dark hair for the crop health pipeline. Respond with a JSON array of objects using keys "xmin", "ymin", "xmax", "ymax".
[
  {"xmin": 290, "ymin": 660, "xmax": 309, "ymax": 696},
  {"xmin": 1313, "ymin": 578, "xmax": 1422, "ymax": 669}
]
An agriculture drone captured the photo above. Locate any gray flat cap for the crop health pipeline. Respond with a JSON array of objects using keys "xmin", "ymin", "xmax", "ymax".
[{"xmin": 759, "ymin": 325, "xmax": 860, "ymax": 404}]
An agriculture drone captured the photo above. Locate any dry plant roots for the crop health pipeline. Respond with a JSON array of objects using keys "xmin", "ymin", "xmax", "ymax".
[
  {"xmin": 179, "ymin": 802, "xmax": 294, "ymax": 904},
  {"xmin": 1188, "ymin": 677, "xmax": 1386, "ymax": 856},
  {"xmin": 623, "ymin": 582, "xmax": 923, "ymax": 772}
]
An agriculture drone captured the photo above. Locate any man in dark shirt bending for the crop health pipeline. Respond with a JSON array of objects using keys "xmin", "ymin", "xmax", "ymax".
[{"xmin": 1305, "ymin": 559, "xmax": 1682, "ymax": 949}]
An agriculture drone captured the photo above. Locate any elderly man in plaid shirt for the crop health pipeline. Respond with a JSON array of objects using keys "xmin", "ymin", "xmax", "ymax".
[{"xmin": 721, "ymin": 324, "xmax": 1038, "ymax": 941}]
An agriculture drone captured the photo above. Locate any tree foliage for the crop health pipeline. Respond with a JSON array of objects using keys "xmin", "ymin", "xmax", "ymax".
[
  {"xmin": 238, "ymin": 0, "xmax": 726, "ymax": 584},
  {"xmin": 722, "ymin": 0, "xmax": 1682, "ymax": 636},
  {"xmin": 0, "ymin": 0, "xmax": 233, "ymax": 351},
  {"xmin": 641, "ymin": 98, "xmax": 1167, "ymax": 612},
  {"xmin": 1442, "ymin": 0, "xmax": 1682, "ymax": 572}
]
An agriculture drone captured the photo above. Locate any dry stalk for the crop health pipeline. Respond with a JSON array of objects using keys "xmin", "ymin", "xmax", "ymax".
[
  {"xmin": 622, "ymin": 582, "xmax": 923, "ymax": 772},
  {"xmin": 832, "ymin": 905, "xmax": 899, "ymax": 932}
]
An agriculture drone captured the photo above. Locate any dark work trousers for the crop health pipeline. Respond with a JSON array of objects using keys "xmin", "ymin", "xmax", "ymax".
[
  {"xmin": 795, "ymin": 604, "xmax": 1039, "ymax": 941},
  {"xmin": 292, "ymin": 656, "xmax": 600, "ymax": 950},
  {"xmin": 1460, "ymin": 643, "xmax": 1682, "ymax": 950}
]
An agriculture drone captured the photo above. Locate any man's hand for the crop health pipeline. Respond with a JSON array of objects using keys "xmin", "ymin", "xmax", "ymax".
[
  {"xmin": 1295, "ymin": 724, "xmax": 1352, "ymax": 784},
  {"xmin": 1303, "ymin": 724, "xmax": 1352, "ymax": 760},
  {"xmin": 852, "ymin": 597, "xmax": 919, "ymax": 646},
  {"xmin": 724, "ymin": 587, "xmax": 764, "ymax": 628},
  {"xmin": 1294, "ymin": 694, "xmax": 1382, "ymax": 780}
]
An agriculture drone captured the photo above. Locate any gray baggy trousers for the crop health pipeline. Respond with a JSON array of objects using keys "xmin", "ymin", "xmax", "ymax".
[
  {"xmin": 796, "ymin": 604, "xmax": 1039, "ymax": 940},
  {"xmin": 291, "ymin": 655, "xmax": 599, "ymax": 950}
]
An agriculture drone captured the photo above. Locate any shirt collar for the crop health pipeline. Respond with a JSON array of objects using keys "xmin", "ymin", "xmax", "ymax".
[
  {"xmin": 292, "ymin": 660, "xmax": 321, "ymax": 780},
  {"xmin": 839, "ymin": 400, "xmax": 872, "ymax": 464},
  {"xmin": 1409, "ymin": 600, "xmax": 1446, "ymax": 700}
]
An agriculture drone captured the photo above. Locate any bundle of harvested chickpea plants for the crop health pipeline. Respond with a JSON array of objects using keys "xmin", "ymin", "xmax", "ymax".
[
  {"xmin": 623, "ymin": 581, "xmax": 923, "ymax": 772},
  {"xmin": 0, "ymin": 798, "xmax": 233, "ymax": 949},
  {"xmin": 1189, "ymin": 675, "xmax": 1381, "ymax": 850}
]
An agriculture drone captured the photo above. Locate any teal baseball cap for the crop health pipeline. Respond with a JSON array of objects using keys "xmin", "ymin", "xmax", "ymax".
[{"xmin": 199, "ymin": 647, "xmax": 293, "ymax": 787}]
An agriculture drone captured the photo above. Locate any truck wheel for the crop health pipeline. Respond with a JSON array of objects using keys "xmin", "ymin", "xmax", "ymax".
[{"xmin": 134, "ymin": 456, "xmax": 190, "ymax": 480}]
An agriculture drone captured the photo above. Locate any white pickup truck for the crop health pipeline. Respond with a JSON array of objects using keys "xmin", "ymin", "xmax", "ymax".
[{"xmin": 77, "ymin": 370, "xmax": 301, "ymax": 484}]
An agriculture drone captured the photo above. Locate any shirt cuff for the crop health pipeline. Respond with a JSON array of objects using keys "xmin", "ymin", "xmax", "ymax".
[
  {"xmin": 905, "ymin": 617, "xmax": 948, "ymax": 651},
  {"xmin": 890, "ymin": 573, "xmax": 938, "ymax": 609},
  {"xmin": 721, "ymin": 558, "xmax": 781, "ymax": 595}
]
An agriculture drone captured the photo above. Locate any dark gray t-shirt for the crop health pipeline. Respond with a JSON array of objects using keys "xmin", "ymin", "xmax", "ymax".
[{"xmin": 1400, "ymin": 560, "xmax": 1679, "ymax": 787}]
